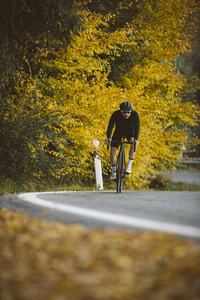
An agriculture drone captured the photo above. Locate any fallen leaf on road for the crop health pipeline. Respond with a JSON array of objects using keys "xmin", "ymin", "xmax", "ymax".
[{"xmin": 0, "ymin": 208, "xmax": 199, "ymax": 300}]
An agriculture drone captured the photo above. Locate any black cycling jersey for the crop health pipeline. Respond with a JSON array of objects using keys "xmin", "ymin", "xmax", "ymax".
[{"xmin": 106, "ymin": 110, "xmax": 140, "ymax": 141}]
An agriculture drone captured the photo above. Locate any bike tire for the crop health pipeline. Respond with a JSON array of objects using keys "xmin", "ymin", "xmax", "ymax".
[{"xmin": 116, "ymin": 151, "xmax": 125, "ymax": 193}]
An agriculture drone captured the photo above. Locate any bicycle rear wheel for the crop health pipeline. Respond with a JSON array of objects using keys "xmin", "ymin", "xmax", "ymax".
[{"xmin": 116, "ymin": 151, "xmax": 125, "ymax": 193}]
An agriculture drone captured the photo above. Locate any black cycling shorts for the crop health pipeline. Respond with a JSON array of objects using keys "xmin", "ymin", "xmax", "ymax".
[{"xmin": 111, "ymin": 130, "xmax": 135, "ymax": 149}]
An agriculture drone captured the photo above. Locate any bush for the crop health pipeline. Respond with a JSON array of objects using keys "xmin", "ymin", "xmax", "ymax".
[
  {"xmin": 0, "ymin": 78, "xmax": 72, "ymax": 184},
  {"xmin": 149, "ymin": 174, "xmax": 172, "ymax": 189}
]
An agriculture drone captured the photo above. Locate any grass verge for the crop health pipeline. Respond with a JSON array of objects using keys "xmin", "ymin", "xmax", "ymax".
[
  {"xmin": 1, "ymin": 179, "xmax": 200, "ymax": 194},
  {"xmin": 0, "ymin": 177, "xmax": 97, "ymax": 195}
]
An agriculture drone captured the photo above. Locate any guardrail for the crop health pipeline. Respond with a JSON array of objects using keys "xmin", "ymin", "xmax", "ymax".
[{"xmin": 177, "ymin": 158, "xmax": 200, "ymax": 164}]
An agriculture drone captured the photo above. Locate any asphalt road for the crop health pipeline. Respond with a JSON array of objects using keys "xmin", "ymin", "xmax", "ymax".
[{"xmin": 1, "ymin": 190, "xmax": 200, "ymax": 240}]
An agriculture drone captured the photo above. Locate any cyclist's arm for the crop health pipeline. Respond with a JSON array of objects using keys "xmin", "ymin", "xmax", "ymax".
[
  {"xmin": 133, "ymin": 111, "xmax": 140, "ymax": 141},
  {"xmin": 106, "ymin": 112, "xmax": 117, "ymax": 139}
]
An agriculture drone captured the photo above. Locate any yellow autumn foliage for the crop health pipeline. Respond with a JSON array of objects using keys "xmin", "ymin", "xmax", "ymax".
[
  {"xmin": 22, "ymin": 0, "xmax": 200, "ymax": 187},
  {"xmin": 1, "ymin": 208, "xmax": 200, "ymax": 300}
]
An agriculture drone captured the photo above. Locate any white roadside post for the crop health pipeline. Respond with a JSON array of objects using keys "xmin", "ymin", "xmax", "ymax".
[{"xmin": 93, "ymin": 139, "xmax": 103, "ymax": 190}]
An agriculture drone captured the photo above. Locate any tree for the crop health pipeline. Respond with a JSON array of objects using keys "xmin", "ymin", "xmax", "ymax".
[
  {"xmin": 0, "ymin": 0, "xmax": 82, "ymax": 185},
  {"xmin": 1, "ymin": 0, "xmax": 199, "ymax": 188},
  {"xmin": 0, "ymin": 0, "xmax": 82, "ymax": 104},
  {"xmin": 0, "ymin": 74, "xmax": 72, "ymax": 184},
  {"xmin": 0, "ymin": 0, "xmax": 81, "ymax": 45},
  {"xmin": 175, "ymin": 12, "xmax": 200, "ymax": 157},
  {"xmin": 29, "ymin": 1, "xmax": 199, "ymax": 187}
]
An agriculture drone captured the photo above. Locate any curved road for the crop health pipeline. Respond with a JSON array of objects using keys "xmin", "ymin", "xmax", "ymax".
[{"xmin": 1, "ymin": 190, "xmax": 200, "ymax": 240}]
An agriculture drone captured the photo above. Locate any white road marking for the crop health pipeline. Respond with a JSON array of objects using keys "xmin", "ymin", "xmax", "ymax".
[{"xmin": 18, "ymin": 192, "xmax": 200, "ymax": 239}]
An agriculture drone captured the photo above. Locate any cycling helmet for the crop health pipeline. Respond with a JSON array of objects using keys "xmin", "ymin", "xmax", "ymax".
[{"xmin": 120, "ymin": 101, "xmax": 133, "ymax": 112}]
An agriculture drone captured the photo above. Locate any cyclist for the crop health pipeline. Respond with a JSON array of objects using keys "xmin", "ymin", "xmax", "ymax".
[{"xmin": 105, "ymin": 101, "xmax": 140, "ymax": 180}]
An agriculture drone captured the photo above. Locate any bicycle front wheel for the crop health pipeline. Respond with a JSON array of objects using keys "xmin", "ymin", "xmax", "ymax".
[{"xmin": 116, "ymin": 151, "xmax": 125, "ymax": 193}]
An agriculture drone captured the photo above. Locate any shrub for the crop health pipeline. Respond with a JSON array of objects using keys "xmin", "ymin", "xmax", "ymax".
[{"xmin": 0, "ymin": 77, "xmax": 72, "ymax": 184}]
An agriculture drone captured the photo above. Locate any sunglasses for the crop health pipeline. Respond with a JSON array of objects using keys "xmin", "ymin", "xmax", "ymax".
[{"xmin": 122, "ymin": 111, "xmax": 131, "ymax": 114}]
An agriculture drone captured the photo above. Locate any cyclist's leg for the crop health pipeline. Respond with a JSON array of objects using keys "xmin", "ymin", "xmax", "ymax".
[
  {"xmin": 125, "ymin": 135, "xmax": 139, "ymax": 174},
  {"xmin": 110, "ymin": 147, "xmax": 117, "ymax": 179},
  {"xmin": 110, "ymin": 147, "xmax": 118, "ymax": 166},
  {"xmin": 127, "ymin": 130, "xmax": 139, "ymax": 159},
  {"xmin": 110, "ymin": 131, "xmax": 121, "ymax": 165},
  {"xmin": 128, "ymin": 137, "xmax": 135, "ymax": 159},
  {"xmin": 110, "ymin": 132, "xmax": 121, "ymax": 179}
]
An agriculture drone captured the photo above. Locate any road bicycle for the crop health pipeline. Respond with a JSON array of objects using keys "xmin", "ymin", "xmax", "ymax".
[{"xmin": 107, "ymin": 137, "xmax": 136, "ymax": 193}]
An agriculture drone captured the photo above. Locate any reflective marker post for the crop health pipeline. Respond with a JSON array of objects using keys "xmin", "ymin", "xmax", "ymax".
[
  {"xmin": 93, "ymin": 140, "xmax": 103, "ymax": 190},
  {"xmin": 94, "ymin": 151, "xmax": 103, "ymax": 190}
]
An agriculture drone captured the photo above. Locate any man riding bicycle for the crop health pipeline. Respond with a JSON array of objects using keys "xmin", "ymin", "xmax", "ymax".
[{"xmin": 105, "ymin": 101, "xmax": 140, "ymax": 180}]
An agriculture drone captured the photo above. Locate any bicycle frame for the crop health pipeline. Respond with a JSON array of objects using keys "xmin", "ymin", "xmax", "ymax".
[
  {"xmin": 107, "ymin": 137, "xmax": 136, "ymax": 193},
  {"xmin": 116, "ymin": 142, "xmax": 125, "ymax": 193}
]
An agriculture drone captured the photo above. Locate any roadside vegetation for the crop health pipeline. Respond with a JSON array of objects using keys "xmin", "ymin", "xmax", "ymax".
[
  {"xmin": 149, "ymin": 175, "xmax": 200, "ymax": 191},
  {"xmin": 1, "ymin": 166, "xmax": 200, "ymax": 194},
  {"xmin": 1, "ymin": 180, "xmax": 200, "ymax": 195},
  {"xmin": 1, "ymin": 0, "xmax": 200, "ymax": 190}
]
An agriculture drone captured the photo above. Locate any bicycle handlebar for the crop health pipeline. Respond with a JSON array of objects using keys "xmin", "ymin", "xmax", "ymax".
[
  {"xmin": 107, "ymin": 139, "xmax": 136, "ymax": 151},
  {"xmin": 111, "ymin": 140, "xmax": 134, "ymax": 144}
]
